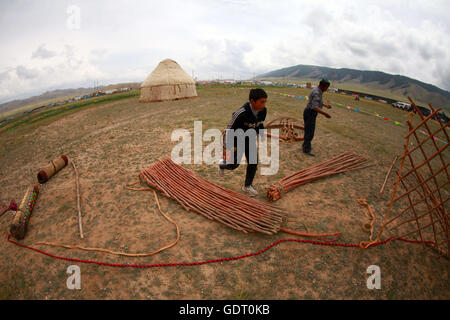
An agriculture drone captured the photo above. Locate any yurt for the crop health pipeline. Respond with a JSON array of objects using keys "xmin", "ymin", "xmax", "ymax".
[{"xmin": 139, "ymin": 59, "xmax": 197, "ymax": 102}]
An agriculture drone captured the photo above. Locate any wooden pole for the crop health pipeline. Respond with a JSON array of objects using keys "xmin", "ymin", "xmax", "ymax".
[
  {"xmin": 71, "ymin": 159, "xmax": 84, "ymax": 239},
  {"xmin": 379, "ymin": 155, "xmax": 398, "ymax": 196}
]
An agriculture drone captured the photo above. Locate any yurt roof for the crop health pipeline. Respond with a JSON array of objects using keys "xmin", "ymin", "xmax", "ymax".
[{"xmin": 141, "ymin": 59, "xmax": 195, "ymax": 87}]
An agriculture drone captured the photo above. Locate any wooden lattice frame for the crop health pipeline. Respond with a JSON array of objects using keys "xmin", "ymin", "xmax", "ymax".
[
  {"xmin": 369, "ymin": 97, "xmax": 449, "ymax": 257},
  {"xmin": 265, "ymin": 117, "xmax": 304, "ymax": 142}
]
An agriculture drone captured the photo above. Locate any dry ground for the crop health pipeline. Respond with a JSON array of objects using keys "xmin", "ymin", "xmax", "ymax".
[{"xmin": 0, "ymin": 86, "xmax": 448, "ymax": 300}]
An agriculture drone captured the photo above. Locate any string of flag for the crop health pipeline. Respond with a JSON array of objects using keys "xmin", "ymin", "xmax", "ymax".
[{"xmin": 238, "ymin": 87, "xmax": 447, "ymax": 145}]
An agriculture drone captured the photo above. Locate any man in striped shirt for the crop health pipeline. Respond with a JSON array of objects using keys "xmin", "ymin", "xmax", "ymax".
[
  {"xmin": 218, "ymin": 88, "xmax": 267, "ymax": 197},
  {"xmin": 302, "ymin": 79, "xmax": 332, "ymax": 156}
]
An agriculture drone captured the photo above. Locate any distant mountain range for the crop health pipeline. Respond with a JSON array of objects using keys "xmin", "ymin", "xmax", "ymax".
[
  {"xmin": 259, "ymin": 65, "xmax": 450, "ymax": 112},
  {"xmin": 0, "ymin": 82, "xmax": 140, "ymax": 117}
]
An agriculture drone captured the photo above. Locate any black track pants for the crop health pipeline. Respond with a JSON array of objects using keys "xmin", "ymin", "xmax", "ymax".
[
  {"xmin": 220, "ymin": 138, "xmax": 257, "ymax": 187},
  {"xmin": 302, "ymin": 108, "xmax": 318, "ymax": 153}
]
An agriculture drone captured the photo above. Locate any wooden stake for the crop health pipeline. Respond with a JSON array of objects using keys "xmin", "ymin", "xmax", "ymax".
[
  {"xmin": 379, "ymin": 155, "xmax": 398, "ymax": 196},
  {"xmin": 71, "ymin": 159, "xmax": 84, "ymax": 239}
]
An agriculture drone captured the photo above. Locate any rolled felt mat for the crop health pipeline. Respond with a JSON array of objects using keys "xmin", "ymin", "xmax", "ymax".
[
  {"xmin": 10, "ymin": 184, "xmax": 39, "ymax": 240},
  {"xmin": 37, "ymin": 155, "xmax": 69, "ymax": 184}
]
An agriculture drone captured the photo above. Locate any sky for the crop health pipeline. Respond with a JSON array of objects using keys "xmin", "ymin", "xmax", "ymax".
[{"xmin": 0, "ymin": 0, "xmax": 449, "ymax": 103}]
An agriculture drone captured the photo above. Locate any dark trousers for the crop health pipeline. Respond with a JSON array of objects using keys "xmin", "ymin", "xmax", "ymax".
[
  {"xmin": 302, "ymin": 108, "xmax": 318, "ymax": 153},
  {"xmin": 220, "ymin": 138, "xmax": 258, "ymax": 187}
]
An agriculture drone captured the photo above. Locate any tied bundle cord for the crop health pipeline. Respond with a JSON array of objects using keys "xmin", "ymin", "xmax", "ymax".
[{"xmin": 33, "ymin": 188, "xmax": 180, "ymax": 257}]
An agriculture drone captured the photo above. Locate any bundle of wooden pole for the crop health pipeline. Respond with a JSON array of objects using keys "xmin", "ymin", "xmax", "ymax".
[
  {"xmin": 37, "ymin": 155, "xmax": 68, "ymax": 184},
  {"xmin": 139, "ymin": 157, "xmax": 286, "ymax": 235},
  {"xmin": 10, "ymin": 184, "xmax": 39, "ymax": 240},
  {"xmin": 266, "ymin": 151, "xmax": 372, "ymax": 202}
]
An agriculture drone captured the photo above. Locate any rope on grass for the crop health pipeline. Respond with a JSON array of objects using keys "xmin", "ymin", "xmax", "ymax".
[
  {"xmin": 34, "ymin": 186, "xmax": 180, "ymax": 257},
  {"xmin": 279, "ymin": 227, "xmax": 341, "ymax": 242},
  {"xmin": 358, "ymin": 199, "xmax": 376, "ymax": 248},
  {"xmin": 7, "ymin": 234, "xmax": 435, "ymax": 269}
]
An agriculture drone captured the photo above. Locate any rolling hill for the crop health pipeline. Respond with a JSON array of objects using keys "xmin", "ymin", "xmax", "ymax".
[
  {"xmin": 259, "ymin": 65, "xmax": 450, "ymax": 112},
  {"xmin": 0, "ymin": 82, "xmax": 140, "ymax": 119}
]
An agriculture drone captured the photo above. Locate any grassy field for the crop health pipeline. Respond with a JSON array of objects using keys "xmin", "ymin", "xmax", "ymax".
[
  {"xmin": 0, "ymin": 90, "xmax": 140, "ymax": 134},
  {"xmin": 0, "ymin": 83, "xmax": 140, "ymax": 121},
  {"xmin": 0, "ymin": 86, "xmax": 448, "ymax": 300}
]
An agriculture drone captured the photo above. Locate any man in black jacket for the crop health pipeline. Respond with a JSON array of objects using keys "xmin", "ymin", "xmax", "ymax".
[{"xmin": 218, "ymin": 88, "xmax": 267, "ymax": 197}]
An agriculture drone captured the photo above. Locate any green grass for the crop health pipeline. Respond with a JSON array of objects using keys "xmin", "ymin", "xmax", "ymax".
[{"xmin": 0, "ymin": 90, "xmax": 139, "ymax": 133}]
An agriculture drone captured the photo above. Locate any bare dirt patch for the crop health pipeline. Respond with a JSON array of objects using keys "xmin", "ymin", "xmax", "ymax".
[{"xmin": 0, "ymin": 87, "xmax": 448, "ymax": 300}]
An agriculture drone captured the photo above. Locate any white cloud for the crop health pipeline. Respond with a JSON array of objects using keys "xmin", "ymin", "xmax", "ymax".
[
  {"xmin": 0, "ymin": 0, "xmax": 449, "ymax": 103},
  {"xmin": 32, "ymin": 44, "xmax": 57, "ymax": 59},
  {"xmin": 16, "ymin": 65, "xmax": 39, "ymax": 79}
]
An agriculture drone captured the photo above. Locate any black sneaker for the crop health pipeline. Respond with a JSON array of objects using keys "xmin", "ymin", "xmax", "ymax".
[{"xmin": 218, "ymin": 159, "xmax": 225, "ymax": 177}]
